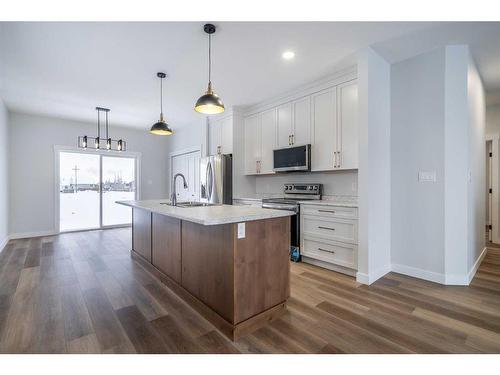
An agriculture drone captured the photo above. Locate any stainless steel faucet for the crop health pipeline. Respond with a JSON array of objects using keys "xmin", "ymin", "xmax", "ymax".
[{"xmin": 171, "ymin": 173, "xmax": 188, "ymax": 206}]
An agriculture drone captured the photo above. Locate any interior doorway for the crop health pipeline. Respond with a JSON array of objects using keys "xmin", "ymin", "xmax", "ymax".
[
  {"xmin": 487, "ymin": 140, "xmax": 492, "ymax": 242},
  {"xmin": 486, "ymin": 135, "xmax": 499, "ymax": 244},
  {"xmin": 55, "ymin": 147, "xmax": 140, "ymax": 232}
]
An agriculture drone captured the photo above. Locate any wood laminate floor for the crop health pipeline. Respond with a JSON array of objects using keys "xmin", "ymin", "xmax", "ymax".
[{"xmin": 0, "ymin": 228, "xmax": 499, "ymax": 353}]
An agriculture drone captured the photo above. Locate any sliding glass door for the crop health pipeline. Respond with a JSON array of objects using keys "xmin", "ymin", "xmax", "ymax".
[
  {"xmin": 102, "ymin": 156, "xmax": 136, "ymax": 226},
  {"xmin": 58, "ymin": 150, "xmax": 137, "ymax": 232}
]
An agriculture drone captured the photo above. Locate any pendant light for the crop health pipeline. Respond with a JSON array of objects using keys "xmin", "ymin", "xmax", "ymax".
[
  {"xmin": 78, "ymin": 107, "xmax": 126, "ymax": 151},
  {"xmin": 150, "ymin": 72, "xmax": 173, "ymax": 135},
  {"xmin": 194, "ymin": 23, "xmax": 225, "ymax": 115}
]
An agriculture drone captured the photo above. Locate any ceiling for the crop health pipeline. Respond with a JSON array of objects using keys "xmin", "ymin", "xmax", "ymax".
[{"xmin": 1, "ymin": 22, "xmax": 500, "ymax": 130}]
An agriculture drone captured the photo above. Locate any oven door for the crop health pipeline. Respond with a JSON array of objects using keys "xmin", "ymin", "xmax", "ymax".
[{"xmin": 273, "ymin": 144, "xmax": 311, "ymax": 172}]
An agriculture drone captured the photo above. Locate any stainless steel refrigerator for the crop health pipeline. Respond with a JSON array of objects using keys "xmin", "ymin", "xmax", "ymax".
[{"xmin": 200, "ymin": 154, "xmax": 232, "ymax": 205}]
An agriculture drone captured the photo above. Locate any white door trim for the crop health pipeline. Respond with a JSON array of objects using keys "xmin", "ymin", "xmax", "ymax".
[
  {"xmin": 53, "ymin": 145, "xmax": 142, "ymax": 234},
  {"xmin": 486, "ymin": 134, "xmax": 499, "ymax": 244}
]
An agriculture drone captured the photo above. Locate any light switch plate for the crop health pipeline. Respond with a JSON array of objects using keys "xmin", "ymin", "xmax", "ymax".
[
  {"xmin": 418, "ymin": 171, "xmax": 436, "ymax": 182},
  {"xmin": 237, "ymin": 223, "xmax": 246, "ymax": 239}
]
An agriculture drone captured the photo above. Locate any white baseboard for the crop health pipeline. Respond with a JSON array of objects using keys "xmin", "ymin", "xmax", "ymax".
[
  {"xmin": 0, "ymin": 235, "xmax": 9, "ymax": 253},
  {"xmin": 356, "ymin": 272, "xmax": 369, "ymax": 284},
  {"xmin": 391, "ymin": 263, "xmax": 446, "ymax": 284},
  {"xmin": 467, "ymin": 247, "xmax": 488, "ymax": 284},
  {"xmin": 9, "ymin": 230, "xmax": 58, "ymax": 240},
  {"xmin": 356, "ymin": 263, "xmax": 391, "ymax": 285}
]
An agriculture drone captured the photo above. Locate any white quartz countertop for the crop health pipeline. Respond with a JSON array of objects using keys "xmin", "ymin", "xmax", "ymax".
[{"xmin": 117, "ymin": 199, "xmax": 294, "ymax": 226}]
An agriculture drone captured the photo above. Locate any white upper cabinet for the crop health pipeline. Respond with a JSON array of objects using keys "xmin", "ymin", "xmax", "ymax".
[
  {"xmin": 337, "ymin": 81, "xmax": 358, "ymax": 170},
  {"xmin": 242, "ymin": 74, "xmax": 358, "ymax": 174},
  {"xmin": 311, "ymin": 88, "xmax": 337, "ymax": 171},
  {"xmin": 244, "ymin": 114, "xmax": 261, "ymax": 175},
  {"xmin": 260, "ymin": 109, "xmax": 277, "ymax": 174},
  {"xmin": 208, "ymin": 120, "xmax": 221, "ymax": 156},
  {"xmin": 220, "ymin": 116, "xmax": 233, "ymax": 154},
  {"xmin": 277, "ymin": 103, "xmax": 292, "ymax": 148},
  {"xmin": 208, "ymin": 115, "xmax": 233, "ymax": 155},
  {"xmin": 292, "ymin": 97, "xmax": 311, "ymax": 146},
  {"xmin": 277, "ymin": 98, "xmax": 311, "ymax": 148}
]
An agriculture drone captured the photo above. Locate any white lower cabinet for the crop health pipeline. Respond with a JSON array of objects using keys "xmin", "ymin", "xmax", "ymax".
[{"xmin": 300, "ymin": 203, "xmax": 358, "ymax": 273}]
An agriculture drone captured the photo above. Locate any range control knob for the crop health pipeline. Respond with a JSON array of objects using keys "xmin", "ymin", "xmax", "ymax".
[
  {"xmin": 308, "ymin": 186, "xmax": 313, "ymax": 190},
  {"xmin": 313, "ymin": 186, "xmax": 319, "ymax": 190}
]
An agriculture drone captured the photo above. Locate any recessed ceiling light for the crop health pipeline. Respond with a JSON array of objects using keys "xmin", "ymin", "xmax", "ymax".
[{"xmin": 282, "ymin": 51, "xmax": 295, "ymax": 60}]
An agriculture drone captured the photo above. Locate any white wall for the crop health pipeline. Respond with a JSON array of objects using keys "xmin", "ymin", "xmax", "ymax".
[
  {"xmin": 8, "ymin": 111, "xmax": 170, "ymax": 236},
  {"xmin": 391, "ymin": 47, "xmax": 446, "ymax": 278},
  {"xmin": 0, "ymin": 99, "xmax": 8, "ymax": 249},
  {"xmin": 357, "ymin": 47, "xmax": 392, "ymax": 284},
  {"xmin": 390, "ymin": 45, "xmax": 485, "ymax": 284},
  {"xmin": 486, "ymin": 104, "xmax": 500, "ymax": 135},
  {"xmin": 467, "ymin": 58, "xmax": 486, "ymax": 275}
]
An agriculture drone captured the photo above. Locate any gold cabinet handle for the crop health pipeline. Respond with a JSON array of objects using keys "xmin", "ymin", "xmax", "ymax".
[
  {"xmin": 292, "ymin": 134, "xmax": 294, "ymax": 145},
  {"xmin": 217, "ymin": 145, "xmax": 221, "ymax": 154},
  {"xmin": 318, "ymin": 226, "xmax": 335, "ymax": 231},
  {"xmin": 318, "ymin": 209, "xmax": 336, "ymax": 214}
]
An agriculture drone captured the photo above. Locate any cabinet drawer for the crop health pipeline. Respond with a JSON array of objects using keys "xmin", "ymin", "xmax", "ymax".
[
  {"xmin": 302, "ymin": 238, "xmax": 357, "ymax": 269},
  {"xmin": 301, "ymin": 204, "xmax": 357, "ymax": 219},
  {"xmin": 302, "ymin": 215, "xmax": 357, "ymax": 244}
]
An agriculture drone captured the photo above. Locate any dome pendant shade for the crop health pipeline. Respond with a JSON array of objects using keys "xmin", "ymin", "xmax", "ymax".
[
  {"xmin": 195, "ymin": 83, "xmax": 225, "ymax": 114},
  {"xmin": 150, "ymin": 114, "xmax": 173, "ymax": 135},
  {"xmin": 150, "ymin": 72, "xmax": 173, "ymax": 136},
  {"xmin": 195, "ymin": 24, "xmax": 224, "ymax": 115}
]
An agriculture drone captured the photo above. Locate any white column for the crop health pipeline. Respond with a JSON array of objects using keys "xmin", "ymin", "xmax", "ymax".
[{"xmin": 356, "ymin": 47, "xmax": 392, "ymax": 284}]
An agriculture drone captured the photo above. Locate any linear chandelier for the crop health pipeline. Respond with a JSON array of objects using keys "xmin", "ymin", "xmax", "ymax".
[{"xmin": 78, "ymin": 107, "xmax": 126, "ymax": 151}]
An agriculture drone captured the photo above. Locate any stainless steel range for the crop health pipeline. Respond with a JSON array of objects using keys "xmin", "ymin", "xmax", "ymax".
[{"xmin": 262, "ymin": 183, "xmax": 322, "ymax": 260}]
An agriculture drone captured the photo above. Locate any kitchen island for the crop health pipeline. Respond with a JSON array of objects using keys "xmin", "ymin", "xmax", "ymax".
[{"xmin": 117, "ymin": 200, "xmax": 294, "ymax": 340}]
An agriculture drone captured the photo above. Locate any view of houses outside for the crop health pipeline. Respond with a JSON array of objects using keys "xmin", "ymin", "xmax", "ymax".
[{"xmin": 59, "ymin": 152, "xmax": 135, "ymax": 231}]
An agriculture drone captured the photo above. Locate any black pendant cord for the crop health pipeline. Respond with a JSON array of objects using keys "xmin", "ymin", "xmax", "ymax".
[
  {"xmin": 160, "ymin": 75, "xmax": 163, "ymax": 117},
  {"xmin": 208, "ymin": 32, "xmax": 212, "ymax": 88}
]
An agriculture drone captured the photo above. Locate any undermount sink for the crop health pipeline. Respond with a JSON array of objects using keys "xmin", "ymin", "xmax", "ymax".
[{"xmin": 160, "ymin": 201, "xmax": 218, "ymax": 208}]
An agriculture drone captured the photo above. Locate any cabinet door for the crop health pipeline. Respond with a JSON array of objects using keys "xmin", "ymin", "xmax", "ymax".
[
  {"xmin": 244, "ymin": 114, "xmax": 261, "ymax": 174},
  {"xmin": 132, "ymin": 208, "xmax": 151, "ymax": 261},
  {"xmin": 277, "ymin": 103, "xmax": 292, "ymax": 148},
  {"xmin": 337, "ymin": 81, "xmax": 358, "ymax": 169},
  {"xmin": 311, "ymin": 88, "xmax": 337, "ymax": 171},
  {"xmin": 208, "ymin": 119, "xmax": 221, "ymax": 155},
  {"xmin": 260, "ymin": 109, "xmax": 277, "ymax": 174},
  {"xmin": 220, "ymin": 116, "xmax": 233, "ymax": 154},
  {"xmin": 152, "ymin": 213, "xmax": 181, "ymax": 283},
  {"xmin": 292, "ymin": 97, "xmax": 311, "ymax": 146}
]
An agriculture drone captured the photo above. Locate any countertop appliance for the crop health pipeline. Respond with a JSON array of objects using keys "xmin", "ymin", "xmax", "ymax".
[
  {"xmin": 200, "ymin": 154, "xmax": 232, "ymax": 205},
  {"xmin": 273, "ymin": 144, "xmax": 311, "ymax": 172},
  {"xmin": 262, "ymin": 183, "xmax": 322, "ymax": 261}
]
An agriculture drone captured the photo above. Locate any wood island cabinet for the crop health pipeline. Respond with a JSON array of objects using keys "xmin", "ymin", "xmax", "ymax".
[
  {"xmin": 152, "ymin": 213, "xmax": 181, "ymax": 284},
  {"xmin": 132, "ymin": 208, "xmax": 152, "ymax": 262},
  {"xmin": 130, "ymin": 207, "xmax": 291, "ymax": 340}
]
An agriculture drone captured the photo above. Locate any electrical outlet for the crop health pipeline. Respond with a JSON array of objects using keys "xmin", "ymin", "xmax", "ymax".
[
  {"xmin": 237, "ymin": 223, "xmax": 246, "ymax": 239},
  {"xmin": 418, "ymin": 171, "xmax": 436, "ymax": 182}
]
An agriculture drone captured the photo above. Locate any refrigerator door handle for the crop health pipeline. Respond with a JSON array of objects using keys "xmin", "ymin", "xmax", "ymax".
[{"xmin": 207, "ymin": 161, "xmax": 213, "ymax": 201}]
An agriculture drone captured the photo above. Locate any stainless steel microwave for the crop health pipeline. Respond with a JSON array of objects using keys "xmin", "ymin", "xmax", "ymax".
[{"xmin": 273, "ymin": 144, "xmax": 311, "ymax": 172}]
